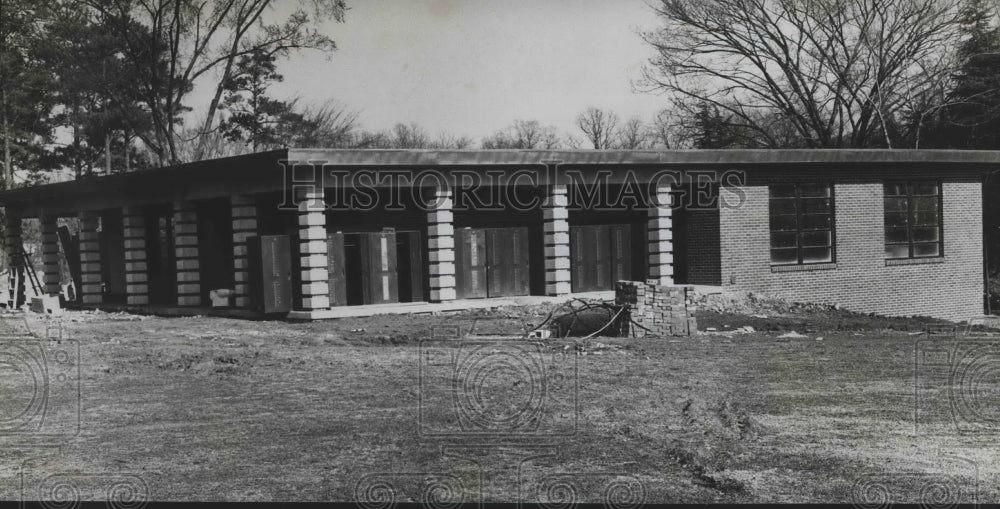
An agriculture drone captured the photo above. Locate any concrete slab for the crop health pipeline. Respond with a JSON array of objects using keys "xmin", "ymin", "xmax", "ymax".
[
  {"xmin": 69, "ymin": 287, "xmax": 725, "ymax": 321},
  {"xmin": 68, "ymin": 303, "xmax": 264, "ymax": 320},
  {"xmin": 286, "ymin": 291, "xmax": 616, "ymax": 321}
]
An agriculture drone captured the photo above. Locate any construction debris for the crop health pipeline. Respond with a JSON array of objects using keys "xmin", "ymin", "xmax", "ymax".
[
  {"xmin": 777, "ymin": 331, "xmax": 807, "ymax": 339},
  {"xmin": 29, "ymin": 295, "xmax": 61, "ymax": 315},
  {"xmin": 615, "ymin": 281, "xmax": 698, "ymax": 337}
]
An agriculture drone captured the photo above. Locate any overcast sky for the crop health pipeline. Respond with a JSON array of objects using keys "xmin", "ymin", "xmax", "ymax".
[{"xmin": 231, "ymin": 0, "xmax": 668, "ymax": 143}]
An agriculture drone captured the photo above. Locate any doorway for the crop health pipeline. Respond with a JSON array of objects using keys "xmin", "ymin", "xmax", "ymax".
[
  {"xmin": 144, "ymin": 205, "xmax": 175, "ymax": 305},
  {"xmin": 569, "ymin": 224, "xmax": 632, "ymax": 292},
  {"xmin": 455, "ymin": 226, "xmax": 530, "ymax": 298},
  {"xmin": 328, "ymin": 229, "xmax": 425, "ymax": 306}
]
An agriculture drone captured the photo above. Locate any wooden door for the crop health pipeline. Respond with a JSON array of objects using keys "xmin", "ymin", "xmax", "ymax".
[
  {"xmin": 609, "ymin": 224, "xmax": 632, "ymax": 284},
  {"xmin": 486, "ymin": 227, "xmax": 530, "ymax": 297},
  {"xmin": 402, "ymin": 231, "xmax": 424, "ymax": 303},
  {"xmin": 571, "ymin": 225, "xmax": 609, "ymax": 292},
  {"xmin": 360, "ymin": 230, "xmax": 398, "ymax": 304},
  {"xmin": 455, "ymin": 228, "xmax": 487, "ymax": 299},
  {"xmin": 327, "ymin": 232, "xmax": 348, "ymax": 306},
  {"xmin": 571, "ymin": 224, "xmax": 629, "ymax": 292},
  {"xmin": 570, "ymin": 226, "xmax": 587, "ymax": 292},
  {"xmin": 248, "ymin": 235, "xmax": 293, "ymax": 313}
]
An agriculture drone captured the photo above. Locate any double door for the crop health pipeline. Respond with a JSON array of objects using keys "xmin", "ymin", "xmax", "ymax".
[
  {"xmin": 327, "ymin": 229, "xmax": 423, "ymax": 306},
  {"xmin": 570, "ymin": 224, "xmax": 631, "ymax": 292},
  {"xmin": 455, "ymin": 227, "xmax": 530, "ymax": 299}
]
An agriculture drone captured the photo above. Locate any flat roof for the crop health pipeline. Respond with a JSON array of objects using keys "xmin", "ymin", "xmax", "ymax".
[
  {"xmin": 4, "ymin": 148, "xmax": 1000, "ymax": 215},
  {"xmin": 287, "ymin": 148, "xmax": 1000, "ymax": 166}
]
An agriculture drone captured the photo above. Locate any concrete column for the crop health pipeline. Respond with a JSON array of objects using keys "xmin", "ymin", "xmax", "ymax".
[
  {"xmin": 544, "ymin": 184, "xmax": 571, "ymax": 296},
  {"xmin": 122, "ymin": 206, "xmax": 148, "ymax": 306},
  {"xmin": 648, "ymin": 184, "xmax": 674, "ymax": 285},
  {"xmin": 5, "ymin": 211, "xmax": 24, "ymax": 307},
  {"xmin": 298, "ymin": 187, "xmax": 329, "ymax": 310},
  {"xmin": 231, "ymin": 194, "xmax": 258, "ymax": 308},
  {"xmin": 173, "ymin": 201, "xmax": 201, "ymax": 306},
  {"xmin": 40, "ymin": 215, "xmax": 60, "ymax": 296},
  {"xmin": 78, "ymin": 211, "xmax": 103, "ymax": 305},
  {"xmin": 427, "ymin": 187, "xmax": 456, "ymax": 302}
]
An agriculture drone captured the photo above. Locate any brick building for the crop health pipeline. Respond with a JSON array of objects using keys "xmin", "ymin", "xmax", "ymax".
[{"xmin": 1, "ymin": 149, "xmax": 996, "ymax": 321}]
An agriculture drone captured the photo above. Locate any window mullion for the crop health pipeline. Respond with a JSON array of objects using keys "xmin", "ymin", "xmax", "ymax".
[
  {"xmin": 796, "ymin": 185, "xmax": 803, "ymax": 264},
  {"xmin": 907, "ymin": 183, "xmax": 914, "ymax": 258}
]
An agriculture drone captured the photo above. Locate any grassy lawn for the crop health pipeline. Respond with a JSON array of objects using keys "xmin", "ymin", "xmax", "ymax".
[{"xmin": 0, "ymin": 303, "xmax": 995, "ymax": 503}]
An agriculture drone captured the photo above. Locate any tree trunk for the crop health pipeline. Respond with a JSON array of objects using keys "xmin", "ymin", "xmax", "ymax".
[
  {"xmin": 194, "ymin": 53, "xmax": 238, "ymax": 161},
  {"xmin": 124, "ymin": 131, "xmax": 131, "ymax": 173},
  {"xmin": 72, "ymin": 104, "xmax": 82, "ymax": 179},
  {"xmin": 2, "ymin": 86, "xmax": 10, "ymax": 190},
  {"xmin": 105, "ymin": 131, "xmax": 112, "ymax": 175}
]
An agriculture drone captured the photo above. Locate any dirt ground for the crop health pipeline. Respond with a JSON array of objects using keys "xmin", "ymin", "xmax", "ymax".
[{"xmin": 0, "ymin": 299, "xmax": 997, "ymax": 504}]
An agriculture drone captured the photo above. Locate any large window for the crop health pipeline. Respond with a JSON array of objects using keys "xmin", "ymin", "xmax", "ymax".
[
  {"xmin": 769, "ymin": 183, "xmax": 835, "ymax": 265},
  {"xmin": 884, "ymin": 181, "xmax": 942, "ymax": 259}
]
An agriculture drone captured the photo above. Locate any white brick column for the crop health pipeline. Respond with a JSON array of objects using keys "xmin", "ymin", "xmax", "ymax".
[
  {"xmin": 78, "ymin": 211, "xmax": 103, "ymax": 305},
  {"xmin": 298, "ymin": 187, "xmax": 329, "ymax": 310},
  {"xmin": 123, "ymin": 206, "xmax": 148, "ymax": 305},
  {"xmin": 40, "ymin": 215, "xmax": 60, "ymax": 296},
  {"xmin": 544, "ymin": 184, "xmax": 571, "ymax": 296},
  {"xmin": 231, "ymin": 194, "xmax": 258, "ymax": 308},
  {"xmin": 427, "ymin": 187, "xmax": 456, "ymax": 302},
  {"xmin": 5, "ymin": 211, "xmax": 24, "ymax": 306},
  {"xmin": 173, "ymin": 201, "xmax": 201, "ymax": 306},
  {"xmin": 648, "ymin": 184, "xmax": 674, "ymax": 285}
]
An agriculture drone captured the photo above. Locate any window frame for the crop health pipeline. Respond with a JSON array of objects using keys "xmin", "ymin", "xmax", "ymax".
[
  {"xmin": 768, "ymin": 182, "xmax": 837, "ymax": 266},
  {"xmin": 883, "ymin": 180, "xmax": 944, "ymax": 260}
]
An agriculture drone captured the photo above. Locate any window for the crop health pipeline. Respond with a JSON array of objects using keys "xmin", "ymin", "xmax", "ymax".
[
  {"xmin": 769, "ymin": 183, "xmax": 835, "ymax": 265},
  {"xmin": 884, "ymin": 181, "xmax": 942, "ymax": 259}
]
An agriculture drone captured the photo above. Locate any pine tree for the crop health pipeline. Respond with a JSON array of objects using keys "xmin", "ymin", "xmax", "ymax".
[
  {"xmin": 0, "ymin": 1, "xmax": 59, "ymax": 189},
  {"xmin": 935, "ymin": 0, "xmax": 1000, "ymax": 149},
  {"xmin": 218, "ymin": 51, "xmax": 294, "ymax": 151}
]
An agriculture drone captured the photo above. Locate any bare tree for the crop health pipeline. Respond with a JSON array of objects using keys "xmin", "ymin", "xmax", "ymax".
[
  {"xmin": 281, "ymin": 98, "xmax": 359, "ymax": 147},
  {"xmin": 349, "ymin": 130, "xmax": 392, "ymax": 149},
  {"xmin": 176, "ymin": 127, "xmax": 250, "ymax": 160},
  {"xmin": 85, "ymin": 0, "xmax": 347, "ymax": 164},
  {"xmin": 344, "ymin": 122, "xmax": 471, "ymax": 149},
  {"xmin": 640, "ymin": 0, "xmax": 965, "ymax": 148},
  {"xmin": 575, "ymin": 107, "xmax": 620, "ymax": 149},
  {"xmin": 430, "ymin": 132, "xmax": 474, "ymax": 149},
  {"xmin": 649, "ymin": 108, "xmax": 692, "ymax": 149},
  {"xmin": 563, "ymin": 134, "xmax": 585, "ymax": 149},
  {"xmin": 389, "ymin": 122, "xmax": 430, "ymax": 148},
  {"xmin": 481, "ymin": 119, "xmax": 561, "ymax": 149},
  {"xmin": 616, "ymin": 116, "xmax": 649, "ymax": 149}
]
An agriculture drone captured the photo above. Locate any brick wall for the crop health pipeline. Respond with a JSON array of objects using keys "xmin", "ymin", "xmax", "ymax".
[
  {"xmin": 615, "ymin": 281, "xmax": 698, "ymax": 336},
  {"xmin": 682, "ymin": 208, "xmax": 722, "ymax": 285},
  {"xmin": 719, "ymin": 175, "xmax": 983, "ymax": 322}
]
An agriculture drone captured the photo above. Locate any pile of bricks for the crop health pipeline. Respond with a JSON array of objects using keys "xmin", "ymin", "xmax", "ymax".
[{"xmin": 615, "ymin": 280, "xmax": 698, "ymax": 337}]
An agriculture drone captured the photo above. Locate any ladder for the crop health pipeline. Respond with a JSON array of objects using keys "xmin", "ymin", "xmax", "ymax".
[
  {"xmin": 20, "ymin": 247, "xmax": 43, "ymax": 295},
  {"xmin": 6, "ymin": 245, "xmax": 43, "ymax": 309}
]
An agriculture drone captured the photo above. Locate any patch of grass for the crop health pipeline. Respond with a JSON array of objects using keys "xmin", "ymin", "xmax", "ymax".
[{"xmin": 0, "ymin": 307, "xmax": 993, "ymax": 503}]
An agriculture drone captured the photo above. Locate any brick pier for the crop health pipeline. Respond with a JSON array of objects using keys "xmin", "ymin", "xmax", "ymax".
[{"xmin": 615, "ymin": 280, "xmax": 697, "ymax": 336}]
